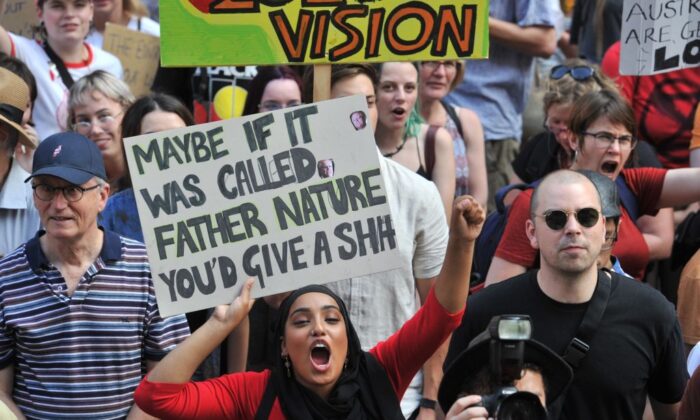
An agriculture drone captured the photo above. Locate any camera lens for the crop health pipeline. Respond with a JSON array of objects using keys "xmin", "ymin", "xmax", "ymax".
[{"xmin": 496, "ymin": 392, "xmax": 547, "ymax": 420}]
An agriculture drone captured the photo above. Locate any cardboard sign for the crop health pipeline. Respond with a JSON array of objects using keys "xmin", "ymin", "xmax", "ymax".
[
  {"xmin": 160, "ymin": 0, "xmax": 489, "ymax": 66},
  {"xmin": 620, "ymin": 0, "xmax": 700, "ymax": 75},
  {"xmin": 102, "ymin": 23, "xmax": 160, "ymax": 97},
  {"xmin": 0, "ymin": 0, "xmax": 37, "ymax": 38},
  {"xmin": 124, "ymin": 95, "xmax": 402, "ymax": 317}
]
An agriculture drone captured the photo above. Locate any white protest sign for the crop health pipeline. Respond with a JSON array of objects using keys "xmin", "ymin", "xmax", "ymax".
[
  {"xmin": 124, "ymin": 95, "xmax": 402, "ymax": 317},
  {"xmin": 0, "ymin": 0, "xmax": 37, "ymax": 38},
  {"xmin": 620, "ymin": 0, "xmax": 700, "ymax": 75},
  {"xmin": 102, "ymin": 23, "xmax": 160, "ymax": 97}
]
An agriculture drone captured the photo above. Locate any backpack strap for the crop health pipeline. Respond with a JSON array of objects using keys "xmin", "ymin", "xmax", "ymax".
[
  {"xmin": 615, "ymin": 175, "xmax": 639, "ymax": 221},
  {"xmin": 424, "ymin": 125, "xmax": 439, "ymax": 177},
  {"xmin": 440, "ymin": 100, "xmax": 464, "ymax": 138},
  {"xmin": 562, "ymin": 271, "xmax": 611, "ymax": 368},
  {"xmin": 43, "ymin": 43, "xmax": 74, "ymax": 89},
  {"xmin": 494, "ymin": 179, "xmax": 543, "ymax": 213}
]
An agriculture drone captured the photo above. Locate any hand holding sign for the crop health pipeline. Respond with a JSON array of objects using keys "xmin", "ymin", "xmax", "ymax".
[{"xmin": 212, "ymin": 278, "xmax": 256, "ymax": 332}]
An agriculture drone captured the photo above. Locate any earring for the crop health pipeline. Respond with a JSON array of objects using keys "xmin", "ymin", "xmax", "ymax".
[
  {"xmin": 284, "ymin": 355, "xmax": 292, "ymax": 378},
  {"xmin": 344, "ymin": 358, "xmax": 349, "ymax": 371}
]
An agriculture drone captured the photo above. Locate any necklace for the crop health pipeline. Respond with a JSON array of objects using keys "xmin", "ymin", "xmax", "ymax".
[{"xmin": 382, "ymin": 133, "xmax": 408, "ymax": 158}]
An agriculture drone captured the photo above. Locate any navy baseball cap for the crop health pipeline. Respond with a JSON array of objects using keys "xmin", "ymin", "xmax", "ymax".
[{"xmin": 25, "ymin": 132, "xmax": 106, "ymax": 185}]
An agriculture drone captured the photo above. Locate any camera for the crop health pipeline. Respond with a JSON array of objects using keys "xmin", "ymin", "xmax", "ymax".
[
  {"xmin": 439, "ymin": 315, "xmax": 574, "ymax": 419},
  {"xmin": 475, "ymin": 315, "xmax": 547, "ymax": 419}
]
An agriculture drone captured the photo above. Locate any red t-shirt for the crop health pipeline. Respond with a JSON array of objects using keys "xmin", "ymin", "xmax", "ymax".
[
  {"xmin": 601, "ymin": 41, "xmax": 700, "ymax": 168},
  {"xmin": 494, "ymin": 168, "xmax": 667, "ymax": 280},
  {"xmin": 134, "ymin": 288, "xmax": 464, "ymax": 419}
]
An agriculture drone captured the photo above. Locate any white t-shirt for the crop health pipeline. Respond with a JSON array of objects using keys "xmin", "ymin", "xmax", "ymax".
[
  {"xmin": 0, "ymin": 159, "xmax": 40, "ymax": 257},
  {"xmin": 85, "ymin": 16, "xmax": 160, "ymax": 48},
  {"xmin": 10, "ymin": 34, "xmax": 124, "ymax": 141},
  {"xmin": 326, "ymin": 152, "xmax": 449, "ymax": 416}
]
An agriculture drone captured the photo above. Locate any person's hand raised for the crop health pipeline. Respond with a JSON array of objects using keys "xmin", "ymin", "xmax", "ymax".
[
  {"xmin": 212, "ymin": 278, "xmax": 256, "ymax": 331},
  {"xmin": 451, "ymin": 195, "xmax": 486, "ymax": 242}
]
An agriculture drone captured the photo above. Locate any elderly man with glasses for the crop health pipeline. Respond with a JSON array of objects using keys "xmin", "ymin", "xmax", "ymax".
[
  {"xmin": 0, "ymin": 132, "xmax": 190, "ymax": 419},
  {"xmin": 445, "ymin": 169, "xmax": 688, "ymax": 420}
]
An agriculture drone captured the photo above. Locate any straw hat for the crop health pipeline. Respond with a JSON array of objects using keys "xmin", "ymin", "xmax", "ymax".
[{"xmin": 0, "ymin": 67, "xmax": 33, "ymax": 149}]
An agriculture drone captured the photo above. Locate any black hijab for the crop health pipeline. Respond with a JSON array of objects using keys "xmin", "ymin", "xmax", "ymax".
[{"xmin": 254, "ymin": 285, "xmax": 404, "ymax": 420}]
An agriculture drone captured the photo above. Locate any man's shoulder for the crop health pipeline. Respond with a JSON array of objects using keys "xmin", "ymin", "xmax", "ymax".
[
  {"xmin": 102, "ymin": 230, "xmax": 149, "ymax": 264},
  {"xmin": 0, "ymin": 244, "xmax": 28, "ymax": 268},
  {"xmin": 469, "ymin": 272, "xmax": 535, "ymax": 309},
  {"xmin": 608, "ymin": 271, "xmax": 675, "ymax": 318}
]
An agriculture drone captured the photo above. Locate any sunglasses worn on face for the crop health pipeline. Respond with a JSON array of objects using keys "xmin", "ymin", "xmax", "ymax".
[
  {"xmin": 550, "ymin": 65, "xmax": 595, "ymax": 81},
  {"xmin": 537, "ymin": 208, "xmax": 600, "ymax": 230}
]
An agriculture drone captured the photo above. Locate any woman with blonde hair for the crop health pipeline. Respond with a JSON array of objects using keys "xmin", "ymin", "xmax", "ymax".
[{"xmin": 67, "ymin": 70, "xmax": 134, "ymax": 193}]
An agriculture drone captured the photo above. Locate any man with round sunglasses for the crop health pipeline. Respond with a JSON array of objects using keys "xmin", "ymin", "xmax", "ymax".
[
  {"xmin": 0, "ymin": 132, "xmax": 191, "ymax": 418},
  {"xmin": 446, "ymin": 169, "xmax": 688, "ymax": 420}
]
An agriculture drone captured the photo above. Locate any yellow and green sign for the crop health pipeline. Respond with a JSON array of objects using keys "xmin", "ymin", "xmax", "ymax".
[{"xmin": 161, "ymin": 0, "xmax": 489, "ymax": 66}]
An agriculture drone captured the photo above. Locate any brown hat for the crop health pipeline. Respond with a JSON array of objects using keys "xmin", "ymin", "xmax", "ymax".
[{"xmin": 0, "ymin": 67, "xmax": 33, "ymax": 149}]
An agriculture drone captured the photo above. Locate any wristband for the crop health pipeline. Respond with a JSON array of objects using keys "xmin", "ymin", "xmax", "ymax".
[{"xmin": 419, "ymin": 398, "xmax": 437, "ymax": 410}]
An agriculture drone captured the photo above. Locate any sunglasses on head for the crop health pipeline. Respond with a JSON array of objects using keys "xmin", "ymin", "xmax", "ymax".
[
  {"xmin": 550, "ymin": 65, "xmax": 596, "ymax": 81},
  {"xmin": 537, "ymin": 208, "xmax": 600, "ymax": 230}
]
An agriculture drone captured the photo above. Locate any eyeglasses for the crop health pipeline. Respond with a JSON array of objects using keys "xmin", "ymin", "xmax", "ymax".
[
  {"xmin": 421, "ymin": 61, "xmax": 458, "ymax": 71},
  {"xmin": 73, "ymin": 111, "xmax": 122, "ymax": 133},
  {"xmin": 536, "ymin": 208, "xmax": 600, "ymax": 230},
  {"xmin": 582, "ymin": 131, "xmax": 638, "ymax": 149},
  {"xmin": 550, "ymin": 65, "xmax": 596, "ymax": 81},
  {"xmin": 259, "ymin": 100, "xmax": 302, "ymax": 112},
  {"xmin": 32, "ymin": 183, "xmax": 101, "ymax": 202}
]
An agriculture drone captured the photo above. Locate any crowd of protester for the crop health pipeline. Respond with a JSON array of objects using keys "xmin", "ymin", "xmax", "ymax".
[{"xmin": 0, "ymin": 0, "xmax": 699, "ymax": 419}]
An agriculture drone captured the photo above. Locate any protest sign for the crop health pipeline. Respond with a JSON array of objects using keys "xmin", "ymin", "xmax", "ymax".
[
  {"xmin": 0, "ymin": 0, "xmax": 36, "ymax": 38},
  {"xmin": 124, "ymin": 95, "xmax": 402, "ymax": 317},
  {"xmin": 160, "ymin": 0, "xmax": 489, "ymax": 66},
  {"xmin": 103, "ymin": 23, "xmax": 161, "ymax": 97},
  {"xmin": 620, "ymin": 0, "xmax": 700, "ymax": 75}
]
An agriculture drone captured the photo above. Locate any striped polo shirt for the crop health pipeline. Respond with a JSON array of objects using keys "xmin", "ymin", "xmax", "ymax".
[{"xmin": 0, "ymin": 230, "xmax": 191, "ymax": 419}]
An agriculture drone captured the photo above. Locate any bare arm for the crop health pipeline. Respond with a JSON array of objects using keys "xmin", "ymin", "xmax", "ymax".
[
  {"xmin": 0, "ymin": 12, "xmax": 13, "ymax": 56},
  {"xmin": 0, "ymin": 365, "xmax": 24, "ymax": 419},
  {"xmin": 225, "ymin": 316, "xmax": 249, "ymax": 373},
  {"xmin": 126, "ymin": 361, "xmax": 161, "ymax": 420},
  {"xmin": 145, "ymin": 279, "xmax": 255, "ymax": 384},
  {"xmin": 638, "ymin": 209, "xmax": 673, "ymax": 261},
  {"xmin": 488, "ymin": 18, "xmax": 556, "ymax": 58},
  {"xmin": 430, "ymin": 126, "xmax": 456, "ymax": 221},
  {"xmin": 458, "ymin": 107, "xmax": 488, "ymax": 210},
  {"xmin": 433, "ymin": 196, "xmax": 485, "ymax": 313},
  {"xmin": 484, "ymin": 256, "xmax": 527, "ymax": 287},
  {"xmin": 649, "ymin": 396, "xmax": 679, "ymax": 420},
  {"xmin": 658, "ymin": 168, "xmax": 700, "ymax": 208}
]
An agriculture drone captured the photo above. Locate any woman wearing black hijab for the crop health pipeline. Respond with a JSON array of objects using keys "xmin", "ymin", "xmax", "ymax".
[{"xmin": 134, "ymin": 196, "xmax": 485, "ymax": 419}]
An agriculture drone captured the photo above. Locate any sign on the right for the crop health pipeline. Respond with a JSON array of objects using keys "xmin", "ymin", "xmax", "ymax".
[{"xmin": 620, "ymin": 0, "xmax": 700, "ymax": 75}]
